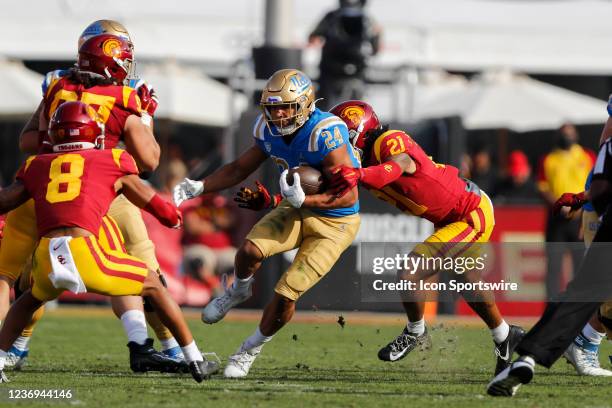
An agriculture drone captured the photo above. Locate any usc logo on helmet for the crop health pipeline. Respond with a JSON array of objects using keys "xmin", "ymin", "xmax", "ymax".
[
  {"xmin": 102, "ymin": 38, "xmax": 122, "ymax": 57},
  {"xmin": 339, "ymin": 106, "xmax": 365, "ymax": 128}
]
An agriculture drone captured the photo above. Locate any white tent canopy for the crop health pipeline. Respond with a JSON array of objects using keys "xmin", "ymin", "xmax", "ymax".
[
  {"xmin": 0, "ymin": 60, "xmax": 42, "ymax": 118},
  {"xmin": 139, "ymin": 62, "xmax": 248, "ymax": 127},
  {"xmin": 414, "ymin": 70, "xmax": 607, "ymax": 132},
  {"xmin": 2, "ymin": 0, "xmax": 612, "ymax": 76}
]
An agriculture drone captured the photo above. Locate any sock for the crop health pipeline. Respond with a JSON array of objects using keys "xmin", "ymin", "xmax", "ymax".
[
  {"xmin": 160, "ymin": 337, "xmax": 180, "ymax": 351},
  {"xmin": 519, "ymin": 355, "xmax": 536, "ymax": 367},
  {"xmin": 491, "ymin": 320, "xmax": 510, "ymax": 344},
  {"xmin": 406, "ymin": 319, "xmax": 425, "ymax": 336},
  {"xmin": 12, "ymin": 336, "xmax": 31, "ymax": 351},
  {"xmin": 120, "ymin": 310, "xmax": 149, "ymax": 345},
  {"xmin": 582, "ymin": 323, "xmax": 605, "ymax": 345},
  {"xmin": 232, "ymin": 274, "xmax": 253, "ymax": 292},
  {"xmin": 0, "ymin": 349, "xmax": 6, "ymax": 371},
  {"xmin": 241, "ymin": 327, "xmax": 273, "ymax": 354},
  {"xmin": 181, "ymin": 341, "xmax": 203, "ymax": 363}
]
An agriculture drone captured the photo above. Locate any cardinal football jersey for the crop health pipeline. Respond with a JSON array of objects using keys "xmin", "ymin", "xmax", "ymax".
[{"xmin": 16, "ymin": 149, "xmax": 138, "ymax": 237}]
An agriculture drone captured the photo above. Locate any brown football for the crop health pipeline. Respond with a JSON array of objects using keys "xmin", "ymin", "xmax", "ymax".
[{"xmin": 286, "ymin": 166, "xmax": 325, "ymax": 195}]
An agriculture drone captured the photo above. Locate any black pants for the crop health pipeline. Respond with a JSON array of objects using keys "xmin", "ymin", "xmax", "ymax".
[
  {"xmin": 516, "ymin": 215, "xmax": 612, "ymax": 368},
  {"xmin": 545, "ymin": 214, "xmax": 582, "ymax": 300}
]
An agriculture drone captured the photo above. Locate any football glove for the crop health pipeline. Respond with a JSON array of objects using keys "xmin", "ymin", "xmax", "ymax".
[
  {"xmin": 234, "ymin": 181, "xmax": 281, "ymax": 211},
  {"xmin": 173, "ymin": 178, "xmax": 205, "ymax": 207},
  {"xmin": 134, "ymin": 79, "xmax": 159, "ymax": 117},
  {"xmin": 553, "ymin": 192, "xmax": 586, "ymax": 215},
  {"xmin": 330, "ymin": 165, "xmax": 362, "ymax": 197},
  {"xmin": 279, "ymin": 169, "xmax": 306, "ymax": 208}
]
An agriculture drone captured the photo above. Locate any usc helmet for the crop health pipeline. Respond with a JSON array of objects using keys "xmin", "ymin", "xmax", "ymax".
[
  {"xmin": 78, "ymin": 19, "xmax": 133, "ymax": 51},
  {"xmin": 260, "ymin": 69, "xmax": 315, "ymax": 136},
  {"xmin": 330, "ymin": 100, "xmax": 380, "ymax": 158},
  {"xmin": 77, "ymin": 34, "xmax": 134, "ymax": 85},
  {"xmin": 48, "ymin": 101, "xmax": 105, "ymax": 152}
]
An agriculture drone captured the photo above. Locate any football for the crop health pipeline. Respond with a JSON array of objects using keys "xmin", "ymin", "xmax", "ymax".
[{"xmin": 286, "ymin": 166, "xmax": 325, "ymax": 195}]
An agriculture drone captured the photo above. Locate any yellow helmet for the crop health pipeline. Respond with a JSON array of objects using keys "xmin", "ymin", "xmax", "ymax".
[
  {"xmin": 260, "ymin": 69, "xmax": 315, "ymax": 136},
  {"xmin": 78, "ymin": 20, "xmax": 133, "ymax": 51}
]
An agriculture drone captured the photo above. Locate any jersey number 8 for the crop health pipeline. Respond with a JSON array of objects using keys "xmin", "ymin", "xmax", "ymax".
[{"xmin": 46, "ymin": 154, "xmax": 85, "ymax": 203}]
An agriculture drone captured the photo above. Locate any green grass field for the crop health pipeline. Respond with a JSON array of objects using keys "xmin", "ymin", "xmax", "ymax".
[{"xmin": 1, "ymin": 308, "xmax": 611, "ymax": 407}]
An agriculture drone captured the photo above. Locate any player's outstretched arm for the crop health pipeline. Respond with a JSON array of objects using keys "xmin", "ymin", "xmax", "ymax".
[
  {"xmin": 0, "ymin": 182, "xmax": 30, "ymax": 215},
  {"xmin": 19, "ymin": 100, "xmax": 45, "ymax": 154},
  {"xmin": 330, "ymin": 152, "xmax": 413, "ymax": 195},
  {"xmin": 123, "ymin": 114, "xmax": 161, "ymax": 173},
  {"xmin": 301, "ymin": 146, "xmax": 359, "ymax": 209},
  {"xmin": 117, "ymin": 175, "xmax": 181, "ymax": 228},
  {"xmin": 173, "ymin": 145, "xmax": 267, "ymax": 206}
]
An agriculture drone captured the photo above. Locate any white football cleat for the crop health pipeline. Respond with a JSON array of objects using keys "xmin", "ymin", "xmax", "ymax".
[
  {"xmin": 201, "ymin": 275, "xmax": 252, "ymax": 324},
  {"xmin": 224, "ymin": 349, "xmax": 259, "ymax": 378},
  {"xmin": 4, "ymin": 346, "xmax": 28, "ymax": 370},
  {"xmin": 563, "ymin": 335, "xmax": 612, "ymax": 376}
]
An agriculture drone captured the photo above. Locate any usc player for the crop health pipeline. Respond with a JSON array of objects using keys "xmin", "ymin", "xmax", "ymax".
[
  {"xmin": 330, "ymin": 100, "xmax": 524, "ymax": 375},
  {"xmin": 0, "ymin": 101, "xmax": 218, "ymax": 383},
  {"xmin": 0, "ymin": 26, "xmax": 178, "ymax": 372}
]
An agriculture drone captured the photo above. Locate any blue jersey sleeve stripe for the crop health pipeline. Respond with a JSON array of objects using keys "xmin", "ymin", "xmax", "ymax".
[{"xmin": 253, "ymin": 114, "xmax": 265, "ymax": 140}]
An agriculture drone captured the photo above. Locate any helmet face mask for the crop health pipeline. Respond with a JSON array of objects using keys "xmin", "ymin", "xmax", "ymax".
[
  {"xmin": 260, "ymin": 69, "xmax": 315, "ymax": 136},
  {"xmin": 77, "ymin": 34, "xmax": 134, "ymax": 85},
  {"xmin": 49, "ymin": 102, "xmax": 105, "ymax": 152}
]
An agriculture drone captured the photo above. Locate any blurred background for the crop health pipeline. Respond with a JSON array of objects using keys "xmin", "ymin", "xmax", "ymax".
[{"xmin": 1, "ymin": 0, "xmax": 610, "ymax": 317}]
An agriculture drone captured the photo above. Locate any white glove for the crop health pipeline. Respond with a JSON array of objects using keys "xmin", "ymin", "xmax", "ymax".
[
  {"xmin": 279, "ymin": 169, "xmax": 306, "ymax": 208},
  {"xmin": 173, "ymin": 178, "xmax": 204, "ymax": 207}
]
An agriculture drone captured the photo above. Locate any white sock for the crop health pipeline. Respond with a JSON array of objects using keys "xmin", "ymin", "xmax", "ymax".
[
  {"xmin": 406, "ymin": 319, "xmax": 425, "ymax": 336},
  {"xmin": 160, "ymin": 337, "xmax": 180, "ymax": 351},
  {"xmin": 120, "ymin": 310, "xmax": 148, "ymax": 345},
  {"xmin": 582, "ymin": 323, "xmax": 605, "ymax": 345},
  {"xmin": 0, "ymin": 349, "xmax": 6, "ymax": 371},
  {"xmin": 12, "ymin": 336, "xmax": 31, "ymax": 351},
  {"xmin": 232, "ymin": 274, "xmax": 253, "ymax": 292},
  {"xmin": 491, "ymin": 321, "xmax": 510, "ymax": 344},
  {"xmin": 181, "ymin": 341, "xmax": 203, "ymax": 363},
  {"xmin": 241, "ymin": 327, "xmax": 273, "ymax": 354}
]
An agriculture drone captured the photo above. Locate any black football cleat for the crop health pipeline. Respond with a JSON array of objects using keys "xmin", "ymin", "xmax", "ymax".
[
  {"xmin": 378, "ymin": 327, "xmax": 431, "ymax": 362},
  {"xmin": 128, "ymin": 338, "xmax": 189, "ymax": 373},
  {"xmin": 487, "ymin": 357, "xmax": 534, "ymax": 397},
  {"xmin": 494, "ymin": 325, "xmax": 526, "ymax": 375},
  {"xmin": 189, "ymin": 358, "xmax": 220, "ymax": 383}
]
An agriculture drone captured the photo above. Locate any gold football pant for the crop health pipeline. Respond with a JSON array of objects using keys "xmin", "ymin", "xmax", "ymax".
[{"xmin": 246, "ymin": 201, "xmax": 360, "ymax": 301}]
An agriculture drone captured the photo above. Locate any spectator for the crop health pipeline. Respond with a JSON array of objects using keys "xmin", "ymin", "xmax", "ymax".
[
  {"xmin": 470, "ymin": 147, "xmax": 498, "ymax": 194},
  {"xmin": 495, "ymin": 150, "xmax": 541, "ymax": 204},
  {"xmin": 309, "ymin": 0, "xmax": 381, "ymax": 110},
  {"xmin": 182, "ymin": 194, "xmax": 237, "ymax": 294},
  {"xmin": 537, "ymin": 123, "xmax": 595, "ymax": 299}
]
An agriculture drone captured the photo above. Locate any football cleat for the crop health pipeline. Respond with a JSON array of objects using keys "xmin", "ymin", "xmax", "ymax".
[
  {"xmin": 189, "ymin": 357, "xmax": 220, "ymax": 383},
  {"xmin": 0, "ymin": 370, "xmax": 8, "ymax": 383},
  {"xmin": 487, "ymin": 357, "xmax": 534, "ymax": 397},
  {"xmin": 563, "ymin": 334, "xmax": 612, "ymax": 376},
  {"xmin": 201, "ymin": 276, "xmax": 252, "ymax": 324},
  {"xmin": 494, "ymin": 325, "xmax": 526, "ymax": 375},
  {"xmin": 4, "ymin": 346, "xmax": 29, "ymax": 370},
  {"xmin": 377, "ymin": 327, "xmax": 431, "ymax": 362},
  {"xmin": 128, "ymin": 338, "xmax": 189, "ymax": 373},
  {"xmin": 162, "ymin": 345, "xmax": 185, "ymax": 361},
  {"xmin": 224, "ymin": 348, "xmax": 259, "ymax": 378}
]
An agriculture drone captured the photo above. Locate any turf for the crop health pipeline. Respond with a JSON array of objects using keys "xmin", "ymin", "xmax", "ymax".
[{"xmin": 1, "ymin": 309, "xmax": 611, "ymax": 407}]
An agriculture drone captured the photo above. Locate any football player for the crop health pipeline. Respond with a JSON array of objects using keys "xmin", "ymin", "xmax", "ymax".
[
  {"xmin": 0, "ymin": 29, "xmax": 178, "ymax": 372},
  {"xmin": 0, "ymin": 101, "xmax": 218, "ymax": 383},
  {"xmin": 552, "ymin": 171, "xmax": 612, "ymax": 376},
  {"xmin": 173, "ymin": 69, "xmax": 361, "ymax": 378},
  {"xmin": 329, "ymin": 100, "xmax": 524, "ymax": 375}
]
